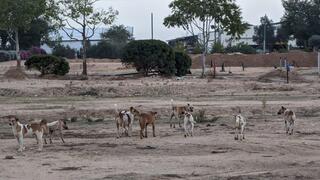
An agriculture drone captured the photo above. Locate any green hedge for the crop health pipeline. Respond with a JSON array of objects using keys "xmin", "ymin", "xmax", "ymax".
[
  {"xmin": 174, "ymin": 51, "xmax": 192, "ymax": 77},
  {"xmin": 122, "ymin": 40, "xmax": 176, "ymax": 76},
  {"xmin": 25, "ymin": 55, "xmax": 70, "ymax": 76}
]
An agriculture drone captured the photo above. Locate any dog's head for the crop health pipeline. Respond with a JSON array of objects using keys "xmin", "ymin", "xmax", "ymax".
[
  {"xmin": 61, "ymin": 119, "xmax": 69, "ymax": 130},
  {"xmin": 185, "ymin": 112, "xmax": 192, "ymax": 118},
  {"xmin": 277, "ymin": 106, "xmax": 286, "ymax": 115},
  {"xmin": 130, "ymin": 107, "xmax": 140, "ymax": 116},
  {"xmin": 187, "ymin": 103, "xmax": 194, "ymax": 113},
  {"xmin": 150, "ymin": 111, "xmax": 158, "ymax": 116},
  {"xmin": 7, "ymin": 115, "xmax": 19, "ymax": 126}
]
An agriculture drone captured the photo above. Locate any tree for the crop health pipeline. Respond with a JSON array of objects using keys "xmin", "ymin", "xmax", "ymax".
[
  {"xmin": 164, "ymin": 0, "xmax": 248, "ymax": 77},
  {"xmin": 53, "ymin": 0, "xmax": 118, "ymax": 76},
  {"xmin": 122, "ymin": 40, "xmax": 176, "ymax": 76},
  {"xmin": 281, "ymin": 0, "xmax": 320, "ymax": 48},
  {"xmin": 87, "ymin": 41, "xmax": 123, "ymax": 59},
  {"xmin": 0, "ymin": 0, "xmax": 46, "ymax": 67},
  {"xmin": 175, "ymin": 51, "xmax": 192, "ymax": 76},
  {"xmin": 308, "ymin": 35, "xmax": 320, "ymax": 51},
  {"xmin": 253, "ymin": 15, "xmax": 276, "ymax": 52},
  {"xmin": 19, "ymin": 18, "xmax": 54, "ymax": 50},
  {"xmin": 52, "ymin": 44, "xmax": 76, "ymax": 59},
  {"xmin": 101, "ymin": 25, "xmax": 132, "ymax": 44}
]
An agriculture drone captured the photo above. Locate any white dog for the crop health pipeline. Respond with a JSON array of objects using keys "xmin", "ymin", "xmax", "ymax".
[
  {"xmin": 234, "ymin": 114, "xmax": 246, "ymax": 140},
  {"xmin": 7, "ymin": 115, "xmax": 48, "ymax": 152},
  {"xmin": 114, "ymin": 104, "xmax": 135, "ymax": 138},
  {"xmin": 184, "ymin": 112, "xmax": 196, "ymax": 137}
]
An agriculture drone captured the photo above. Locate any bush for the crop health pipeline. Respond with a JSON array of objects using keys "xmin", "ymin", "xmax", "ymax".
[
  {"xmin": 122, "ymin": 40, "xmax": 176, "ymax": 76},
  {"xmin": 210, "ymin": 42, "xmax": 225, "ymax": 53},
  {"xmin": 24, "ymin": 55, "xmax": 70, "ymax": 76},
  {"xmin": 87, "ymin": 41, "xmax": 123, "ymax": 59},
  {"xmin": 225, "ymin": 43, "xmax": 256, "ymax": 54},
  {"xmin": 308, "ymin": 35, "xmax": 320, "ymax": 51},
  {"xmin": 52, "ymin": 44, "xmax": 76, "ymax": 59},
  {"xmin": 175, "ymin": 51, "xmax": 192, "ymax": 77}
]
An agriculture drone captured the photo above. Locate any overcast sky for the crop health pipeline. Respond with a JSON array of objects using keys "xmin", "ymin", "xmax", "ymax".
[{"xmin": 94, "ymin": 0, "xmax": 284, "ymax": 41}]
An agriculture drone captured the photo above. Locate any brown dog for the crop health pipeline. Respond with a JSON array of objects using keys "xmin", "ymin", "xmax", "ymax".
[
  {"xmin": 170, "ymin": 99, "xmax": 194, "ymax": 128},
  {"xmin": 131, "ymin": 108, "xmax": 157, "ymax": 139}
]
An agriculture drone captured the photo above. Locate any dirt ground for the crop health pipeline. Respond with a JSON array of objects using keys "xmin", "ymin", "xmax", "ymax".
[{"xmin": 0, "ymin": 60, "xmax": 320, "ymax": 180}]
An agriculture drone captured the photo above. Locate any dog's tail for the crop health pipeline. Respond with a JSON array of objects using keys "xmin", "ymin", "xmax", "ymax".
[{"xmin": 171, "ymin": 99, "xmax": 174, "ymax": 107}]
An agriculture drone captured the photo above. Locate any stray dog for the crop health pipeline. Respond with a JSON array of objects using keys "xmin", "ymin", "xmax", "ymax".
[
  {"xmin": 170, "ymin": 99, "xmax": 194, "ymax": 128},
  {"xmin": 131, "ymin": 108, "xmax": 157, "ymax": 139},
  {"xmin": 114, "ymin": 104, "xmax": 135, "ymax": 138},
  {"xmin": 7, "ymin": 115, "xmax": 48, "ymax": 152},
  {"xmin": 44, "ymin": 119, "xmax": 69, "ymax": 144},
  {"xmin": 277, "ymin": 106, "xmax": 296, "ymax": 135},
  {"xmin": 184, "ymin": 112, "xmax": 196, "ymax": 137},
  {"xmin": 234, "ymin": 114, "xmax": 246, "ymax": 140}
]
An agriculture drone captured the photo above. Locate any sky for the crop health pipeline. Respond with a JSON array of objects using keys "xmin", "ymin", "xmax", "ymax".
[{"xmin": 94, "ymin": 0, "xmax": 284, "ymax": 41}]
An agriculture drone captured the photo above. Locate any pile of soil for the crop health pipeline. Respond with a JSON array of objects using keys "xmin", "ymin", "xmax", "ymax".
[
  {"xmin": 257, "ymin": 69, "xmax": 307, "ymax": 83},
  {"xmin": 3, "ymin": 67, "xmax": 28, "ymax": 80},
  {"xmin": 191, "ymin": 51, "xmax": 317, "ymax": 68}
]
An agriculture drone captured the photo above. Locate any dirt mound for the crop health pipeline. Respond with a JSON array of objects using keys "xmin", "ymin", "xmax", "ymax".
[
  {"xmin": 3, "ymin": 67, "xmax": 28, "ymax": 80},
  {"xmin": 257, "ymin": 69, "xmax": 307, "ymax": 83},
  {"xmin": 191, "ymin": 51, "xmax": 317, "ymax": 68}
]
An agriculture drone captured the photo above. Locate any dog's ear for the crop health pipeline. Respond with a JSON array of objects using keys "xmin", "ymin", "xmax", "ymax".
[{"xmin": 187, "ymin": 103, "xmax": 190, "ymax": 106}]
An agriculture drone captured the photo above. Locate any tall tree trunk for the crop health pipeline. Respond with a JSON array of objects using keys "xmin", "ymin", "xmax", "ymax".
[
  {"xmin": 201, "ymin": 52, "xmax": 206, "ymax": 77},
  {"xmin": 15, "ymin": 28, "xmax": 21, "ymax": 68},
  {"xmin": 82, "ymin": 39, "xmax": 87, "ymax": 76}
]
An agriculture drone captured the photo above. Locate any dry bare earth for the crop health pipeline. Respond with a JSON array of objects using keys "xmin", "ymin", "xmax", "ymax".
[{"xmin": 0, "ymin": 60, "xmax": 320, "ymax": 180}]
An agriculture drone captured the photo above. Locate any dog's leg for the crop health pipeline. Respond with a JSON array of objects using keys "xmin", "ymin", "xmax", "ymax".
[
  {"xmin": 191, "ymin": 123, "xmax": 194, "ymax": 137},
  {"xmin": 140, "ymin": 128, "xmax": 144, "ymax": 139},
  {"xmin": 170, "ymin": 113, "xmax": 175, "ymax": 128},
  {"xmin": 184, "ymin": 120, "xmax": 187, "ymax": 138},
  {"xmin": 152, "ymin": 123, "xmax": 156, "ymax": 137},
  {"xmin": 18, "ymin": 136, "xmax": 24, "ymax": 152},
  {"xmin": 145, "ymin": 123, "xmax": 148, "ymax": 138},
  {"xmin": 60, "ymin": 130, "xmax": 65, "ymax": 143},
  {"xmin": 178, "ymin": 116, "xmax": 182, "ymax": 128},
  {"xmin": 36, "ymin": 132, "xmax": 43, "ymax": 151},
  {"xmin": 240, "ymin": 125, "xmax": 245, "ymax": 140},
  {"xmin": 285, "ymin": 120, "xmax": 289, "ymax": 134},
  {"xmin": 116, "ymin": 122, "xmax": 120, "ymax": 138},
  {"xmin": 234, "ymin": 127, "xmax": 239, "ymax": 140},
  {"xmin": 49, "ymin": 131, "xmax": 53, "ymax": 144}
]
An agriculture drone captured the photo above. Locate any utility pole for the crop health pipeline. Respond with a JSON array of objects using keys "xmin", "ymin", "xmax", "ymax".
[
  {"xmin": 318, "ymin": 51, "xmax": 320, "ymax": 76},
  {"xmin": 263, "ymin": 20, "xmax": 266, "ymax": 54},
  {"xmin": 151, "ymin": 13, "xmax": 154, "ymax": 40}
]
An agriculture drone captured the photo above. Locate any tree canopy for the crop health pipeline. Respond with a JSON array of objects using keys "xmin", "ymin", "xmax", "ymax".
[
  {"xmin": 0, "ymin": 0, "xmax": 47, "ymax": 67},
  {"xmin": 163, "ymin": 0, "xmax": 248, "ymax": 77},
  {"xmin": 51, "ymin": 0, "xmax": 118, "ymax": 76},
  {"xmin": 281, "ymin": 0, "xmax": 320, "ymax": 48}
]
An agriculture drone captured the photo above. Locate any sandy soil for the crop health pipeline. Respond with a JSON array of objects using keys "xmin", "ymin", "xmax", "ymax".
[{"xmin": 0, "ymin": 60, "xmax": 320, "ymax": 180}]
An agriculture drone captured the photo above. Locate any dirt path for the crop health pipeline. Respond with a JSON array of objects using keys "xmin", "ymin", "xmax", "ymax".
[{"xmin": 1, "ymin": 63, "xmax": 320, "ymax": 179}]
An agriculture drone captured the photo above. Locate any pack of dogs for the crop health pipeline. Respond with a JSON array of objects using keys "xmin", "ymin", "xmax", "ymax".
[{"xmin": 2, "ymin": 99, "xmax": 296, "ymax": 152}]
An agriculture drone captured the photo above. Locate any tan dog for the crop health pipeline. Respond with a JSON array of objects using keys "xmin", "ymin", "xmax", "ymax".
[
  {"xmin": 45, "ymin": 119, "xmax": 69, "ymax": 144},
  {"xmin": 131, "ymin": 108, "xmax": 157, "ymax": 139},
  {"xmin": 7, "ymin": 115, "xmax": 48, "ymax": 152},
  {"xmin": 170, "ymin": 99, "xmax": 194, "ymax": 128},
  {"xmin": 277, "ymin": 106, "xmax": 296, "ymax": 135},
  {"xmin": 114, "ymin": 104, "xmax": 136, "ymax": 138}
]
